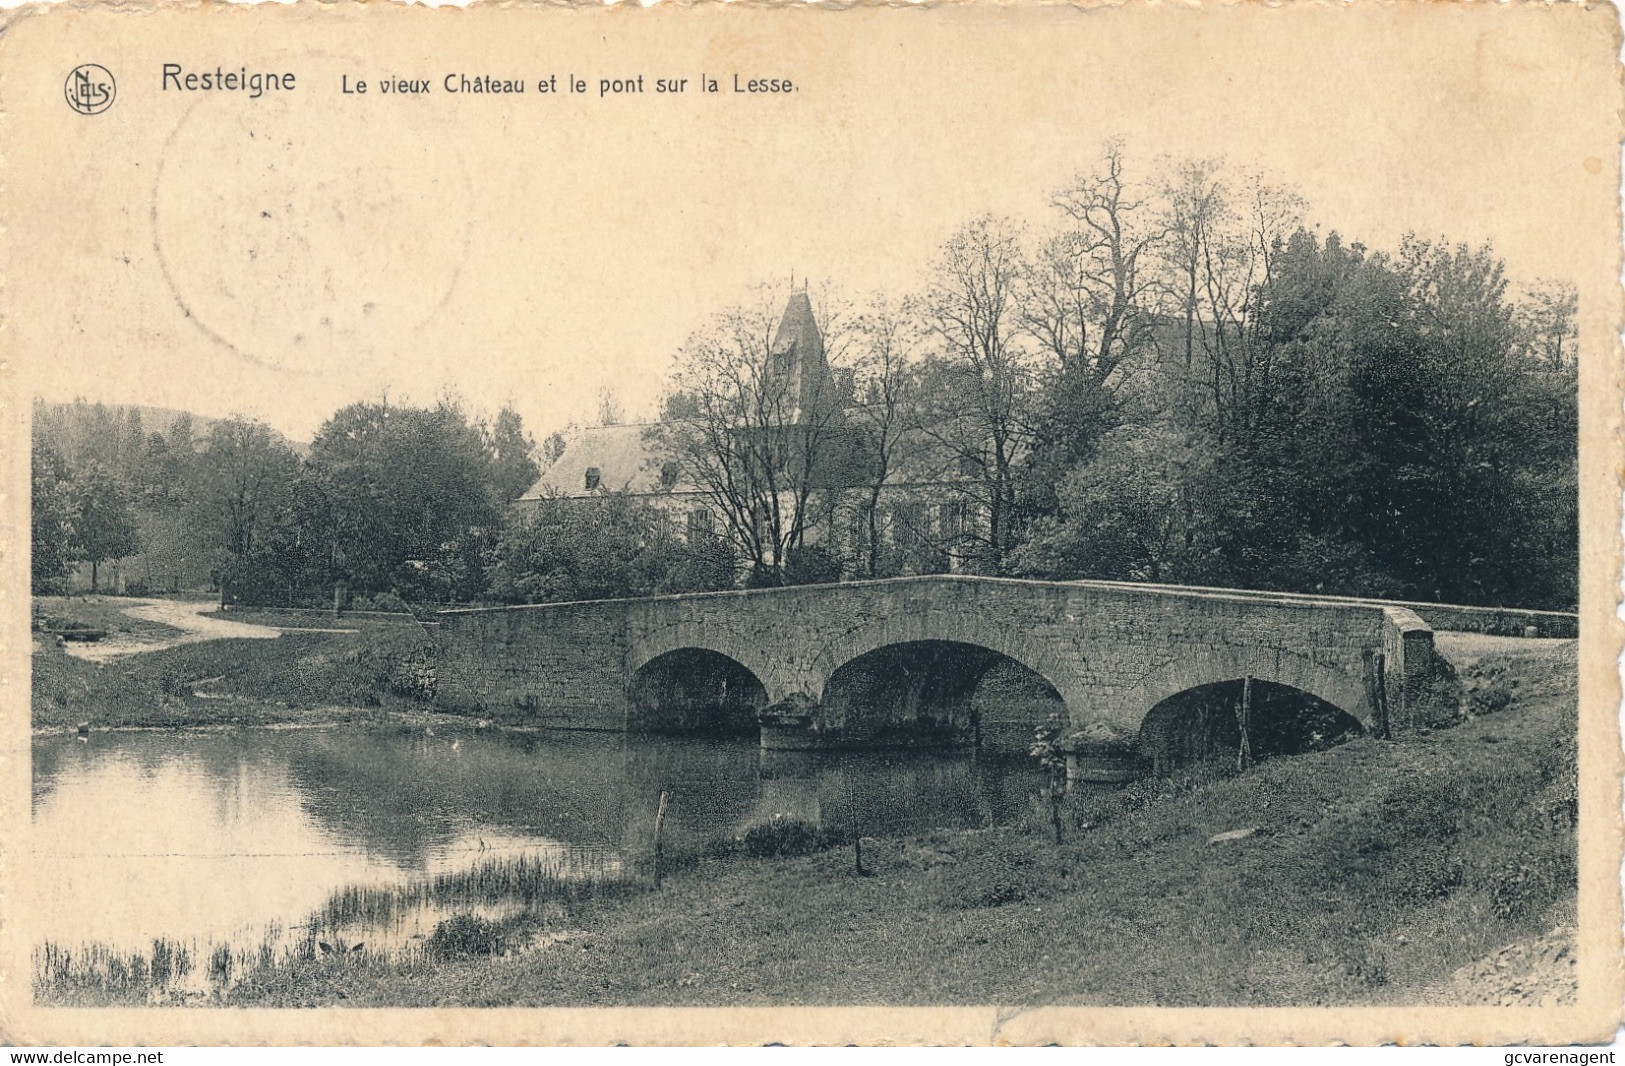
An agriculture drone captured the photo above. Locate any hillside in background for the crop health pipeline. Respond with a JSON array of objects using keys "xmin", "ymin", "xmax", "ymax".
[
  {"xmin": 31, "ymin": 399, "xmax": 308, "ymax": 594},
  {"xmin": 33, "ymin": 400, "xmax": 307, "ymax": 463}
]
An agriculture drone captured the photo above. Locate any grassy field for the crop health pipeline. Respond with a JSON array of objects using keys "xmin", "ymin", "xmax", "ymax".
[
  {"xmin": 31, "ymin": 597, "xmax": 438, "ymax": 731},
  {"xmin": 223, "ymin": 635, "xmax": 1576, "ymax": 1008}
]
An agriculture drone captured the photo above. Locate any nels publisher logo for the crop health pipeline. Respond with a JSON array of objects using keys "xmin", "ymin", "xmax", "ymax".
[{"xmin": 65, "ymin": 63, "xmax": 116, "ymax": 115}]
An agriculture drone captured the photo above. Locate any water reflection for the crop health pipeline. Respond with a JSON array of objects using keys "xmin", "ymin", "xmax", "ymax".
[{"xmin": 32, "ymin": 724, "xmax": 1048, "ymax": 955}]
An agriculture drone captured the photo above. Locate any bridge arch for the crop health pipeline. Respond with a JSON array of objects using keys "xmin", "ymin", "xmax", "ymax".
[
  {"xmin": 1113, "ymin": 647, "xmax": 1372, "ymax": 738},
  {"xmin": 811, "ymin": 613, "xmax": 1086, "ymax": 719},
  {"xmin": 1137, "ymin": 677, "xmax": 1367, "ymax": 772},
  {"xmin": 626, "ymin": 646, "xmax": 769, "ymax": 734},
  {"xmin": 627, "ymin": 630, "xmax": 782, "ymax": 702},
  {"xmin": 817, "ymin": 640, "xmax": 1068, "ymax": 749}
]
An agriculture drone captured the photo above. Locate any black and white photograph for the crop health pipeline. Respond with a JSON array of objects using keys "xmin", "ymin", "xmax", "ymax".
[{"xmin": 2, "ymin": 1, "xmax": 1619, "ymax": 1046}]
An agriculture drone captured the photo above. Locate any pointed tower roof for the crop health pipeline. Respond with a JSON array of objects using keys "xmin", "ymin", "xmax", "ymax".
[
  {"xmin": 770, "ymin": 290, "xmax": 824, "ymax": 366},
  {"xmin": 763, "ymin": 289, "xmax": 848, "ymax": 429}
]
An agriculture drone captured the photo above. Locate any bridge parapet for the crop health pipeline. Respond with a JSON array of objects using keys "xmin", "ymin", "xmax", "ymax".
[{"xmin": 1074, "ymin": 578, "xmax": 1575, "ymax": 639}]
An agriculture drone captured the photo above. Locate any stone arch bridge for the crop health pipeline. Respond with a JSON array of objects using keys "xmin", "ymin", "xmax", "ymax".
[{"xmin": 432, "ymin": 576, "xmax": 1440, "ymax": 751}]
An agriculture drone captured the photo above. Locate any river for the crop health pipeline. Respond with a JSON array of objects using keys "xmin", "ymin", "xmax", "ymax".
[{"xmin": 31, "ymin": 722, "xmax": 1050, "ymax": 996}]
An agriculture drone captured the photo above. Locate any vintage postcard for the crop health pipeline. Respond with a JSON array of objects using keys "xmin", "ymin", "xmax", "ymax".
[{"xmin": 1, "ymin": 0, "xmax": 1620, "ymax": 1047}]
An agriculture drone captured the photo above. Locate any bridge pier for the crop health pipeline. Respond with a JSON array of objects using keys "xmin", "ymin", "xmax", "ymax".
[{"xmin": 1060, "ymin": 738, "xmax": 1148, "ymax": 784}]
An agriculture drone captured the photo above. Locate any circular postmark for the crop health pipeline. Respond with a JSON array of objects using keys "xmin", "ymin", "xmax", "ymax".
[
  {"xmin": 152, "ymin": 94, "xmax": 471, "ymax": 375},
  {"xmin": 65, "ymin": 64, "xmax": 116, "ymax": 115}
]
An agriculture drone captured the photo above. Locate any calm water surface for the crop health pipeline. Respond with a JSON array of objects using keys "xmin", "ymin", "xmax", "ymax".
[{"xmin": 32, "ymin": 723, "xmax": 1048, "ymax": 961}]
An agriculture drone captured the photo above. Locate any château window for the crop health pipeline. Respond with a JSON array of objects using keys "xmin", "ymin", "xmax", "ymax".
[
  {"xmin": 891, "ymin": 502, "xmax": 923, "ymax": 549},
  {"xmin": 660, "ymin": 461, "xmax": 680, "ymax": 490},
  {"xmin": 687, "ymin": 508, "xmax": 714, "ymax": 538},
  {"xmin": 584, "ymin": 467, "xmax": 601, "ymax": 491}
]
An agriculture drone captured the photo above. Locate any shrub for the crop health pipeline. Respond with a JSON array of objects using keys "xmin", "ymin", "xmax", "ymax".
[
  {"xmin": 1067, "ymin": 753, "xmax": 1238, "ymax": 832},
  {"xmin": 148, "ymin": 938, "xmax": 188, "ymax": 988},
  {"xmin": 389, "ymin": 648, "xmax": 437, "ymax": 702},
  {"xmin": 356, "ymin": 591, "xmax": 411, "ymax": 614},
  {"xmin": 426, "ymin": 913, "xmax": 503, "ymax": 959},
  {"xmin": 208, "ymin": 943, "xmax": 233, "ymax": 984},
  {"xmin": 782, "ymin": 545, "xmax": 844, "ymax": 586},
  {"xmin": 1409, "ymin": 659, "xmax": 1465, "ymax": 729},
  {"xmin": 740, "ymin": 816, "xmax": 842, "ymax": 858},
  {"xmin": 1466, "ymin": 677, "xmax": 1514, "ymax": 717}
]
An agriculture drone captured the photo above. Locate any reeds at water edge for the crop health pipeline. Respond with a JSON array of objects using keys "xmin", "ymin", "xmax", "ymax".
[
  {"xmin": 314, "ymin": 848, "xmax": 633, "ymax": 931},
  {"xmin": 34, "ymin": 847, "xmax": 644, "ymax": 1005}
]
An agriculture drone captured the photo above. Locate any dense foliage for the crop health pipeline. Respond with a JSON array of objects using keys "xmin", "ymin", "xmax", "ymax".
[
  {"xmin": 30, "ymin": 398, "xmax": 540, "ymax": 606},
  {"xmin": 485, "ymin": 492, "xmax": 737, "ymax": 604},
  {"xmin": 1011, "ymin": 233, "xmax": 1577, "ymax": 607},
  {"xmin": 31, "ymin": 147, "xmax": 1577, "ymax": 611},
  {"xmin": 654, "ymin": 149, "xmax": 1576, "ymax": 608}
]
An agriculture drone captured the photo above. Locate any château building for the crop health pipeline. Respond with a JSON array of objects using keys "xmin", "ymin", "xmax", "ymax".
[{"xmin": 515, "ymin": 290, "xmax": 983, "ymax": 577}]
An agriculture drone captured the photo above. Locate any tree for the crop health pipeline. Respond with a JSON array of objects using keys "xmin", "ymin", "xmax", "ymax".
[
  {"xmin": 117, "ymin": 407, "xmax": 145, "ymax": 483},
  {"xmin": 1157, "ymin": 161, "xmax": 1305, "ymax": 444},
  {"xmin": 1212, "ymin": 231, "xmax": 1576, "ymax": 606},
  {"xmin": 485, "ymin": 491, "xmax": 735, "ymax": 604},
  {"xmin": 1013, "ymin": 176, "xmax": 1576, "ymax": 613},
  {"xmin": 68, "ymin": 462, "xmax": 139, "ymax": 592},
  {"xmin": 134, "ymin": 432, "xmax": 185, "ymax": 510},
  {"xmin": 166, "ymin": 411, "xmax": 197, "ymax": 462},
  {"xmin": 190, "ymin": 418, "xmax": 301, "ymax": 598},
  {"xmin": 483, "ymin": 404, "xmax": 540, "ymax": 505},
  {"xmin": 1385, "ymin": 237, "xmax": 1572, "ymax": 605},
  {"xmin": 1159, "ymin": 155, "xmax": 1225, "ymax": 371},
  {"xmin": 1037, "ymin": 142, "xmax": 1167, "ymax": 387},
  {"xmin": 81, "ymin": 402, "xmax": 118, "ymax": 471},
  {"xmin": 1012, "ymin": 422, "xmax": 1216, "ymax": 585},
  {"xmin": 651, "ymin": 286, "xmax": 855, "ymax": 583},
  {"xmin": 846, "ymin": 296, "xmax": 924, "ymax": 577},
  {"xmin": 160, "ymin": 411, "xmax": 199, "ymax": 504},
  {"xmin": 1520, "ymin": 278, "xmax": 1578, "ymax": 369},
  {"xmin": 596, "ymin": 387, "xmax": 625, "ymax": 427},
  {"xmin": 1018, "ymin": 143, "xmax": 1174, "ymax": 507},
  {"xmin": 539, "ymin": 430, "xmax": 568, "ymax": 468},
  {"xmin": 303, "ymin": 400, "xmax": 504, "ymax": 599},
  {"xmin": 916, "ymin": 216, "xmax": 1037, "ymax": 573},
  {"xmin": 31, "ymin": 437, "xmax": 77, "ymax": 593}
]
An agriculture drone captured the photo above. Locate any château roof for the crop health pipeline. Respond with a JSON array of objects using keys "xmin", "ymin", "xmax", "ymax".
[
  {"xmin": 771, "ymin": 290, "xmax": 824, "ymax": 365},
  {"xmin": 518, "ymin": 423, "xmax": 699, "ymax": 501},
  {"xmin": 519, "ymin": 294, "xmax": 879, "ymax": 507}
]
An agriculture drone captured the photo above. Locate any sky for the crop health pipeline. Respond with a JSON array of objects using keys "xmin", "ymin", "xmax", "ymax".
[{"xmin": 11, "ymin": 2, "xmax": 1618, "ymax": 443}]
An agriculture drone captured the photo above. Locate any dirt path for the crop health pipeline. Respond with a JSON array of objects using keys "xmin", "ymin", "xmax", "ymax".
[{"xmin": 62, "ymin": 599, "xmax": 347, "ymax": 662}]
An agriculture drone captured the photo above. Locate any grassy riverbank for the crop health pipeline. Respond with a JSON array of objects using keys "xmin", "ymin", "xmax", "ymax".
[
  {"xmin": 222, "ymin": 635, "xmax": 1575, "ymax": 1008},
  {"xmin": 32, "ymin": 595, "xmax": 191, "ymax": 646},
  {"xmin": 31, "ymin": 598, "xmax": 436, "ymax": 731}
]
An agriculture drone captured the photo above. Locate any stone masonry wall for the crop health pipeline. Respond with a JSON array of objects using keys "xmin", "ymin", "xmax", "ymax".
[
  {"xmin": 435, "ymin": 599, "xmax": 632, "ymax": 728},
  {"xmin": 435, "ymin": 576, "xmax": 1433, "ymax": 740}
]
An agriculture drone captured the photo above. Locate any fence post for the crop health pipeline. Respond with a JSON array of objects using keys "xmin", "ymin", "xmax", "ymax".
[
  {"xmin": 652, "ymin": 790, "xmax": 670, "ymax": 888},
  {"xmin": 846, "ymin": 776, "xmax": 867, "ymax": 876},
  {"xmin": 1237, "ymin": 675, "xmax": 1254, "ymax": 771}
]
